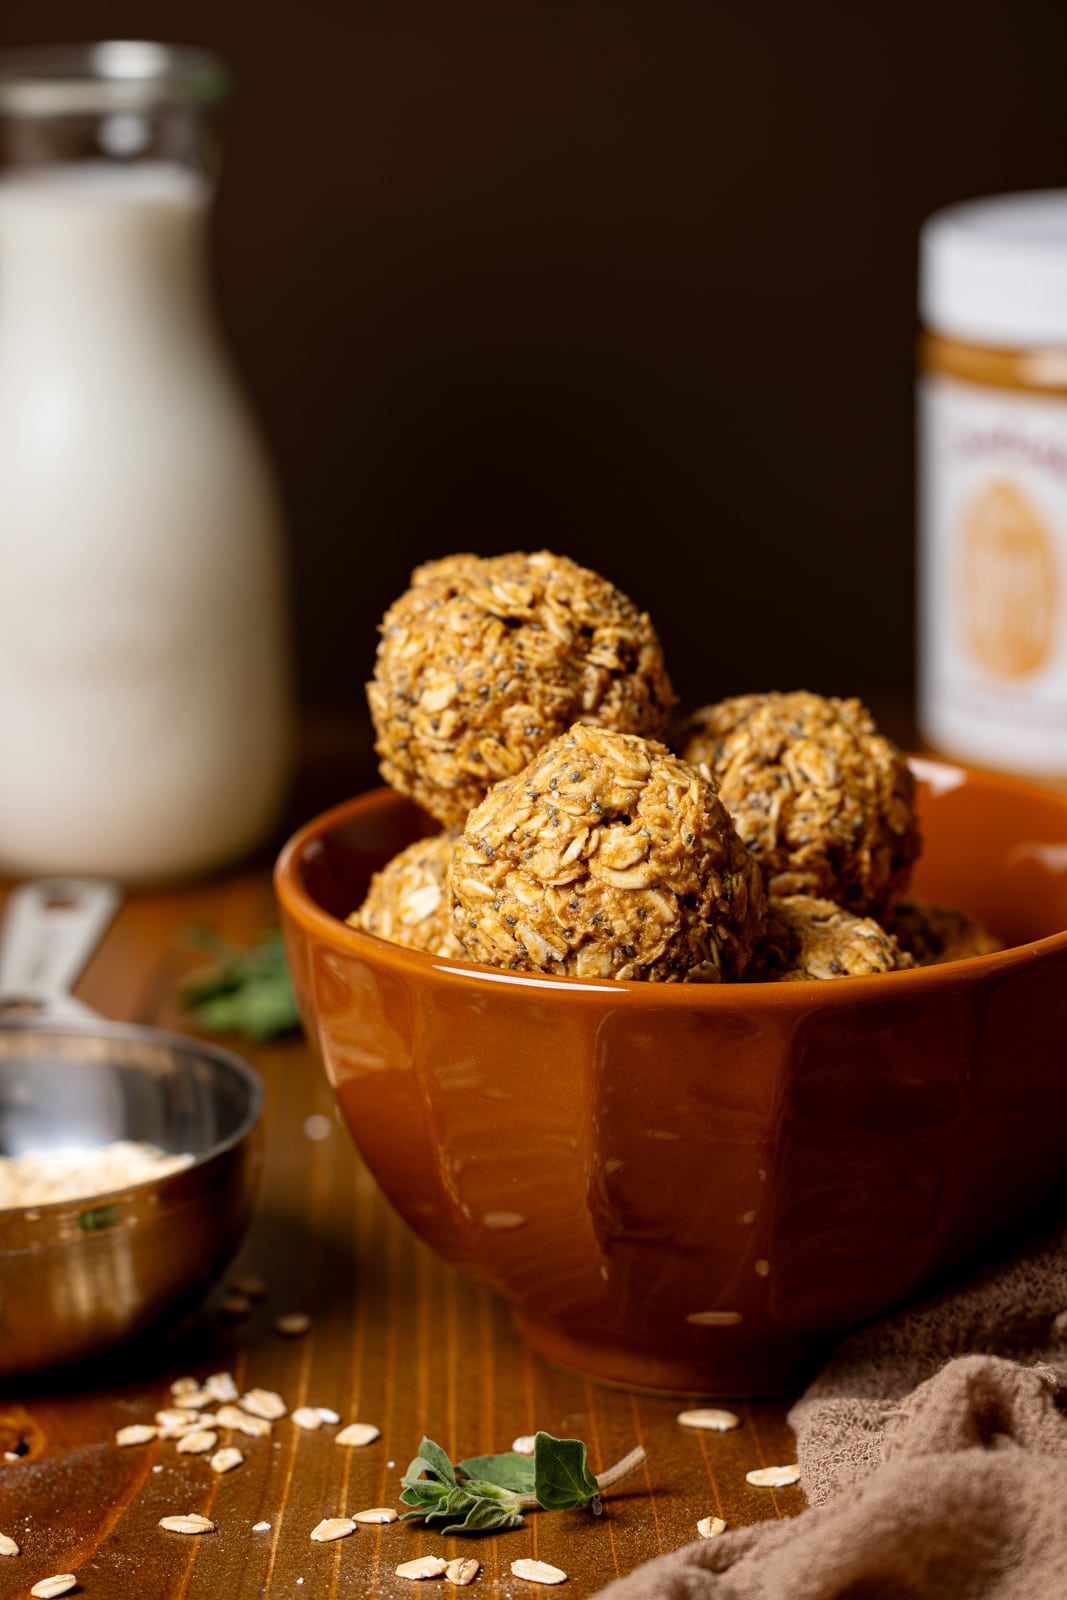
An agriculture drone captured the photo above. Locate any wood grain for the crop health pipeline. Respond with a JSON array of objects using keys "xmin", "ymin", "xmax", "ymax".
[{"xmin": 0, "ymin": 869, "xmax": 803, "ymax": 1598}]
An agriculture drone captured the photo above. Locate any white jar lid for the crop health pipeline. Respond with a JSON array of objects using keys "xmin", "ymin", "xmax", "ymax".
[{"xmin": 921, "ymin": 189, "xmax": 1067, "ymax": 347}]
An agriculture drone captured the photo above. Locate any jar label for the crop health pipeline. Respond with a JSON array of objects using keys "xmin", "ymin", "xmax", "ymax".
[{"xmin": 919, "ymin": 373, "xmax": 1067, "ymax": 774}]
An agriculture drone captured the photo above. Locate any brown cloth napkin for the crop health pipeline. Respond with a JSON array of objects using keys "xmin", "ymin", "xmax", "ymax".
[{"xmin": 595, "ymin": 1212, "xmax": 1067, "ymax": 1600}]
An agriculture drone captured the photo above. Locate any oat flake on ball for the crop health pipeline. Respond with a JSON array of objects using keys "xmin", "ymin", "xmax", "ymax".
[
  {"xmin": 348, "ymin": 832, "xmax": 465, "ymax": 959},
  {"xmin": 681, "ymin": 691, "xmax": 920, "ymax": 917},
  {"xmin": 450, "ymin": 724, "xmax": 765, "ymax": 982},
  {"xmin": 747, "ymin": 894, "xmax": 915, "ymax": 982},
  {"xmin": 366, "ymin": 551, "xmax": 675, "ymax": 828}
]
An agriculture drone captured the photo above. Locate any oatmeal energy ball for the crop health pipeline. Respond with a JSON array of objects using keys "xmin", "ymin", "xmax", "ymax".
[
  {"xmin": 682, "ymin": 691, "xmax": 920, "ymax": 916},
  {"xmin": 887, "ymin": 898, "xmax": 1003, "ymax": 967},
  {"xmin": 349, "ymin": 832, "xmax": 465, "ymax": 959},
  {"xmin": 367, "ymin": 551, "xmax": 675, "ymax": 827},
  {"xmin": 748, "ymin": 894, "xmax": 915, "ymax": 982},
  {"xmin": 451, "ymin": 723, "xmax": 765, "ymax": 982}
]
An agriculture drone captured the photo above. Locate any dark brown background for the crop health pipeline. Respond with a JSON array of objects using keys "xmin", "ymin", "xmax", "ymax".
[{"xmin": 3, "ymin": 0, "xmax": 1066, "ymax": 733}]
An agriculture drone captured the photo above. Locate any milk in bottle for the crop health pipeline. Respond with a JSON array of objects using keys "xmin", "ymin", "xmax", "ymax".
[{"xmin": 0, "ymin": 43, "xmax": 293, "ymax": 879}]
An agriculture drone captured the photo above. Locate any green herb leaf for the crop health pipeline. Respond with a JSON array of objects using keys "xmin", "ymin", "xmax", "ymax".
[
  {"xmin": 457, "ymin": 1452, "xmax": 537, "ymax": 1493},
  {"xmin": 532, "ymin": 1432, "xmax": 601, "ymax": 1511},
  {"xmin": 179, "ymin": 929, "xmax": 300, "ymax": 1041},
  {"xmin": 397, "ymin": 1432, "xmax": 646, "ymax": 1537},
  {"xmin": 440, "ymin": 1494, "xmax": 524, "ymax": 1535}
]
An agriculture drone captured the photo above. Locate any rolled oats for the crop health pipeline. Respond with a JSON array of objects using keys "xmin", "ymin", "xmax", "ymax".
[
  {"xmin": 215, "ymin": 1405, "xmax": 272, "ymax": 1438},
  {"xmin": 452, "ymin": 723, "xmax": 764, "ymax": 983},
  {"xmin": 350, "ymin": 832, "xmax": 466, "ymax": 959},
  {"xmin": 748, "ymin": 895, "xmax": 914, "ymax": 983},
  {"xmin": 335, "ymin": 1422, "xmax": 380, "ymax": 1447},
  {"xmin": 0, "ymin": 1141, "xmax": 193, "ymax": 1209},
  {"xmin": 176, "ymin": 1429, "xmax": 218, "ymax": 1455},
  {"xmin": 0, "ymin": 1532, "xmax": 19, "ymax": 1556},
  {"xmin": 511, "ymin": 1557, "xmax": 568, "ymax": 1584},
  {"xmin": 159, "ymin": 1514, "xmax": 215, "ymax": 1534},
  {"xmin": 367, "ymin": 551, "xmax": 674, "ymax": 827},
  {"xmin": 115, "ymin": 1423, "xmax": 157, "ymax": 1446},
  {"xmin": 210, "ymin": 1447, "xmax": 243, "ymax": 1474},
  {"xmin": 445, "ymin": 1557, "xmax": 480, "ymax": 1585},
  {"xmin": 697, "ymin": 1516, "xmax": 727, "ymax": 1538},
  {"xmin": 240, "ymin": 1389, "xmax": 287, "ymax": 1421},
  {"xmin": 746, "ymin": 1464, "xmax": 800, "ymax": 1487},
  {"xmin": 887, "ymin": 897, "xmax": 1003, "ymax": 966},
  {"xmin": 396, "ymin": 1555, "xmax": 448, "ymax": 1579},
  {"xmin": 677, "ymin": 1409, "xmax": 741, "ymax": 1432},
  {"xmin": 274, "ymin": 1313, "xmax": 311, "ymax": 1338},
  {"xmin": 682, "ymin": 691, "xmax": 919, "ymax": 917},
  {"xmin": 352, "ymin": 1507, "xmax": 398, "ymax": 1524},
  {"xmin": 30, "ymin": 1577, "xmax": 77, "ymax": 1599},
  {"xmin": 310, "ymin": 1518, "xmax": 356, "ymax": 1542},
  {"xmin": 291, "ymin": 1408, "xmax": 323, "ymax": 1431}
]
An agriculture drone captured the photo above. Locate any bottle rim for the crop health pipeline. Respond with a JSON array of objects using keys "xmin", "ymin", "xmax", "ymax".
[{"xmin": 0, "ymin": 42, "xmax": 229, "ymax": 117}]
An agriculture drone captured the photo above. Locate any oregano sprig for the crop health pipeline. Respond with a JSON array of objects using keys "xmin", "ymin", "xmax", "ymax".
[{"xmin": 398, "ymin": 1430, "xmax": 647, "ymax": 1536}]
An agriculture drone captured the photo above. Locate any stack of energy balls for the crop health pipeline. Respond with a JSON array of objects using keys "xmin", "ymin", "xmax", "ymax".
[{"xmin": 352, "ymin": 551, "xmax": 999, "ymax": 983}]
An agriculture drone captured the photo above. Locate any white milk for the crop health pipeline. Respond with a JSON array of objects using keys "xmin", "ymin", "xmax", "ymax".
[{"xmin": 0, "ymin": 163, "xmax": 292, "ymax": 879}]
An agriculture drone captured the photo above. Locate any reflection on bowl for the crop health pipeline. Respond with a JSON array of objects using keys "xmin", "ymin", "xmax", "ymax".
[
  {"xmin": 0, "ymin": 1023, "xmax": 263, "ymax": 1377},
  {"xmin": 275, "ymin": 758, "xmax": 1067, "ymax": 1395}
]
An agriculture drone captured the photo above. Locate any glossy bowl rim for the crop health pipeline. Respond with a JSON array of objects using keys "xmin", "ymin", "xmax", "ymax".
[
  {"xmin": 274, "ymin": 756, "xmax": 1067, "ymax": 1011},
  {"xmin": 0, "ymin": 1018, "xmax": 263, "ymax": 1224}
]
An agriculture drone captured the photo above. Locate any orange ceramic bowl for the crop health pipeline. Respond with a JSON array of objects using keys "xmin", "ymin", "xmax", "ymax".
[{"xmin": 275, "ymin": 757, "xmax": 1067, "ymax": 1396}]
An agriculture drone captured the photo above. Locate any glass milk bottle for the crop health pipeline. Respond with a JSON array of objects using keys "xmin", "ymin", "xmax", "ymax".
[{"xmin": 0, "ymin": 43, "xmax": 293, "ymax": 880}]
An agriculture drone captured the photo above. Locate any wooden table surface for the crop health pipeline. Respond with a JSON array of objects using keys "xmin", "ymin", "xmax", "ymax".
[{"xmin": 0, "ymin": 844, "xmax": 804, "ymax": 1600}]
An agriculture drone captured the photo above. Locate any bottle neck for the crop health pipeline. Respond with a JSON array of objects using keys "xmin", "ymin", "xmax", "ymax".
[{"xmin": 0, "ymin": 162, "xmax": 216, "ymax": 356}]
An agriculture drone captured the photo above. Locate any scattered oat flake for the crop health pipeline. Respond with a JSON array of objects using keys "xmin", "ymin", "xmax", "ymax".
[
  {"xmin": 252, "ymin": 1521, "xmax": 271, "ymax": 1532},
  {"xmin": 291, "ymin": 1407, "xmax": 323, "ymax": 1431},
  {"xmin": 310, "ymin": 1517, "xmax": 356, "ymax": 1543},
  {"xmin": 396, "ymin": 1556, "xmax": 448, "ymax": 1580},
  {"xmin": 210, "ymin": 1447, "xmax": 243, "ymax": 1474},
  {"xmin": 335, "ymin": 1422, "xmax": 380, "ymax": 1447},
  {"xmin": 275, "ymin": 1312, "xmax": 311, "ymax": 1337},
  {"xmin": 697, "ymin": 1516, "xmax": 727, "ymax": 1538},
  {"xmin": 215, "ymin": 1404, "xmax": 271, "ymax": 1438},
  {"xmin": 241, "ymin": 1389, "xmax": 287, "ymax": 1421},
  {"xmin": 231, "ymin": 1272, "xmax": 267, "ymax": 1299},
  {"xmin": 115, "ymin": 1423, "xmax": 157, "ymax": 1447},
  {"xmin": 445, "ymin": 1557, "xmax": 480, "ymax": 1586},
  {"xmin": 170, "ymin": 1376, "xmax": 199, "ymax": 1396},
  {"xmin": 316, "ymin": 1407, "xmax": 340, "ymax": 1425},
  {"xmin": 512, "ymin": 1558, "xmax": 568, "ymax": 1584},
  {"xmin": 156, "ymin": 1409, "xmax": 197, "ymax": 1428},
  {"xmin": 205, "ymin": 1371, "xmax": 239, "ymax": 1403},
  {"xmin": 511, "ymin": 1434, "xmax": 537, "ymax": 1454},
  {"xmin": 174, "ymin": 1389, "xmax": 214, "ymax": 1410},
  {"xmin": 30, "ymin": 1577, "xmax": 76, "ymax": 1599},
  {"xmin": 159, "ymin": 1514, "xmax": 215, "ymax": 1534},
  {"xmin": 218, "ymin": 1291, "xmax": 253, "ymax": 1319},
  {"xmin": 352, "ymin": 1507, "xmax": 397, "ymax": 1525},
  {"xmin": 176, "ymin": 1429, "xmax": 218, "ymax": 1455},
  {"xmin": 0, "ymin": 1532, "xmax": 18, "ymax": 1555},
  {"xmin": 677, "ymin": 1408, "xmax": 741, "ymax": 1432},
  {"xmin": 746, "ymin": 1464, "xmax": 800, "ymax": 1488}
]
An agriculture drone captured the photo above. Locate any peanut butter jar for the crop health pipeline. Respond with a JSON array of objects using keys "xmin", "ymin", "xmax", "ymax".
[{"xmin": 918, "ymin": 191, "xmax": 1067, "ymax": 779}]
